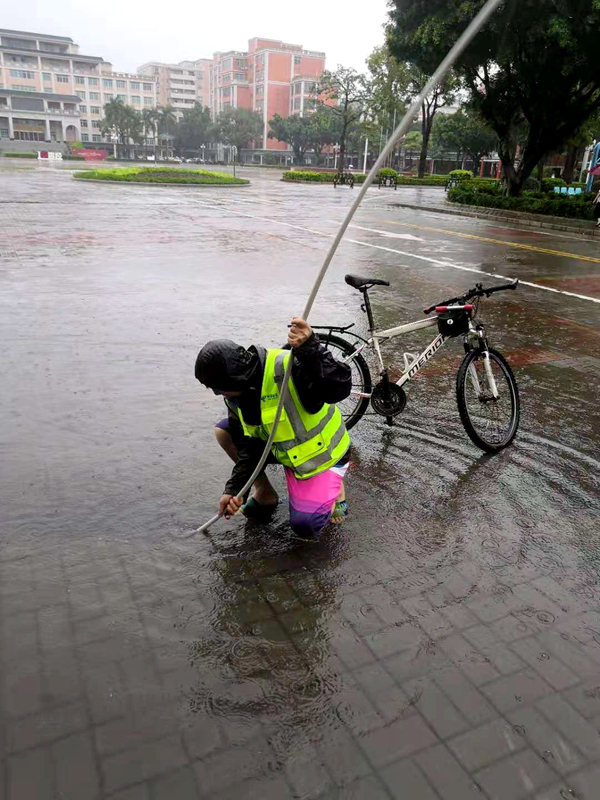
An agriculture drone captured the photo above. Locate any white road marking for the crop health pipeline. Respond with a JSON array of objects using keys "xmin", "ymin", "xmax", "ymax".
[{"xmin": 190, "ymin": 198, "xmax": 600, "ymax": 305}]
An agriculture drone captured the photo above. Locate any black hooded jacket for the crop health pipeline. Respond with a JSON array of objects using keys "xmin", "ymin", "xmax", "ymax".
[{"xmin": 195, "ymin": 334, "xmax": 352, "ymax": 495}]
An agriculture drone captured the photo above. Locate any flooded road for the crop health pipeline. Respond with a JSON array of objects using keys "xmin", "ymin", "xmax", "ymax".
[{"xmin": 1, "ymin": 161, "xmax": 600, "ymax": 799}]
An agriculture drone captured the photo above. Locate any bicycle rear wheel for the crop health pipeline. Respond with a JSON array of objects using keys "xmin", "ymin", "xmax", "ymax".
[
  {"xmin": 456, "ymin": 346, "xmax": 520, "ymax": 452},
  {"xmin": 320, "ymin": 334, "xmax": 371, "ymax": 430}
]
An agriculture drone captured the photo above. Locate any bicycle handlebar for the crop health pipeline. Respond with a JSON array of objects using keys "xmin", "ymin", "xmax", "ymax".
[{"xmin": 423, "ymin": 279, "xmax": 518, "ymax": 314}]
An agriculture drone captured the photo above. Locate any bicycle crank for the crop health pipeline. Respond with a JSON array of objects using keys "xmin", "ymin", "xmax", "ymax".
[{"xmin": 371, "ymin": 382, "xmax": 407, "ymax": 418}]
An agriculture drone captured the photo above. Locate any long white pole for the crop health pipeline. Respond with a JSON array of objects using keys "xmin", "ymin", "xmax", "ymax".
[
  {"xmin": 363, "ymin": 138, "xmax": 368, "ymax": 175},
  {"xmin": 195, "ymin": 0, "xmax": 504, "ymax": 535}
]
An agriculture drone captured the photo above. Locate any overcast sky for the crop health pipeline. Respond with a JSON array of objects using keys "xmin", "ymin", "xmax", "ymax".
[{"xmin": 5, "ymin": 0, "xmax": 390, "ymax": 74}]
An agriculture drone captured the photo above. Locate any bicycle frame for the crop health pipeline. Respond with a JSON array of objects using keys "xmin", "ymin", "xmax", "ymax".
[{"xmin": 335, "ymin": 315, "xmax": 497, "ymax": 400}]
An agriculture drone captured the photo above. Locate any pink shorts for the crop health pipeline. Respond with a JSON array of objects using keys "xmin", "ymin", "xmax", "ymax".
[{"xmin": 285, "ymin": 463, "xmax": 348, "ymax": 538}]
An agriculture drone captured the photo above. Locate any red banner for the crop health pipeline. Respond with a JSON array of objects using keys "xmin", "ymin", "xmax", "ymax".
[{"xmin": 73, "ymin": 149, "xmax": 106, "ymax": 161}]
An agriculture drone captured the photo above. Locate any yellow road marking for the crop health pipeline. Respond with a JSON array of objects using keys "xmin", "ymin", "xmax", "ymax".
[{"xmin": 377, "ymin": 219, "xmax": 600, "ymax": 265}]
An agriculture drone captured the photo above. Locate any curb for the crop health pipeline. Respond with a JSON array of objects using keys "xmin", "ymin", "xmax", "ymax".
[
  {"xmin": 72, "ymin": 176, "xmax": 250, "ymax": 187},
  {"xmin": 389, "ymin": 200, "xmax": 598, "ymax": 238}
]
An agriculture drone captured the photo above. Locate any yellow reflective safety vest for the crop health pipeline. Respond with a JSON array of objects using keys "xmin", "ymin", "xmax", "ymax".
[{"xmin": 228, "ymin": 349, "xmax": 350, "ymax": 479}]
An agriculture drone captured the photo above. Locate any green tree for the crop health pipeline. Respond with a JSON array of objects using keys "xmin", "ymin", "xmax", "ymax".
[
  {"xmin": 267, "ymin": 114, "xmax": 312, "ymax": 164},
  {"xmin": 432, "ymin": 109, "xmax": 497, "ymax": 174},
  {"xmin": 306, "ymin": 106, "xmax": 339, "ymax": 165},
  {"xmin": 404, "ymin": 64, "xmax": 456, "ymax": 178},
  {"xmin": 174, "ymin": 103, "xmax": 213, "ymax": 154},
  {"xmin": 142, "ymin": 108, "xmax": 160, "ymax": 159},
  {"xmin": 314, "ymin": 67, "xmax": 367, "ymax": 173},
  {"xmin": 157, "ymin": 105, "xmax": 176, "ymax": 158},
  {"xmin": 365, "ymin": 44, "xmax": 407, "ymax": 124},
  {"xmin": 403, "ymin": 130, "xmax": 423, "ymax": 152},
  {"xmin": 560, "ymin": 110, "xmax": 600, "ymax": 184},
  {"xmin": 216, "ymin": 107, "xmax": 263, "ymax": 165},
  {"xmin": 101, "ymin": 98, "xmax": 142, "ymax": 158},
  {"xmin": 386, "ymin": 0, "xmax": 600, "ymax": 195}
]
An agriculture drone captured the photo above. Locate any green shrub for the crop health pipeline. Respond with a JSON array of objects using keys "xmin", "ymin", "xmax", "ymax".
[
  {"xmin": 379, "ymin": 167, "xmax": 398, "ymax": 177},
  {"xmin": 74, "ymin": 166, "xmax": 249, "ymax": 185},
  {"xmin": 541, "ymin": 177, "xmax": 566, "ymax": 192},
  {"xmin": 523, "ymin": 176, "xmax": 541, "ymax": 192},
  {"xmin": 2, "ymin": 151, "xmax": 37, "ymax": 158},
  {"xmin": 448, "ymin": 169, "xmax": 474, "ymax": 180},
  {"xmin": 282, "ymin": 170, "xmax": 366, "ymax": 184},
  {"xmin": 63, "ymin": 155, "xmax": 86, "ymax": 161},
  {"xmin": 448, "ymin": 185, "xmax": 595, "ymax": 220}
]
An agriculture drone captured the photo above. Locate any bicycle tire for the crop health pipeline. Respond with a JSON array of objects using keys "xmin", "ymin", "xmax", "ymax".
[
  {"xmin": 319, "ymin": 333, "xmax": 371, "ymax": 430},
  {"xmin": 456, "ymin": 346, "xmax": 520, "ymax": 452}
]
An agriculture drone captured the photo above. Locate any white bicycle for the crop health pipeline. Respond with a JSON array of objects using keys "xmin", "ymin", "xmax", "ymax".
[{"xmin": 313, "ymin": 274, "xmax": 521, "ymax": 452}]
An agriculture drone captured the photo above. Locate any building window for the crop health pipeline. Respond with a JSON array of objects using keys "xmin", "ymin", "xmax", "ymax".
[
  {"xmin": 104, "ymin": 93, "xmax": 113, "ymax": 100},
  {"xmin": 10, "ymin": 85, "xmax": 36, "ymax": 92},
  {"xmin": 235, "ymin": 59, "xmax": 245, "ymax": 68},
  {"xmin": 234, "ymin": 72, "xmax": 245, "ymax": 81},
  {"xmin": 44, "ymin": 89, "xmax": 53, "ymax": 93},
  {"xmin": 222, "ymin": 73, "xmax": 231, "ymax": 83},
  {"xmin": 144, "ymin": 97, "xmax": 152, "ymax": 105},
  {"xmin": 81, "ymin": 119, "xmax": 88, "ymax": 127},
  {"xmin": 130, "ymin": 81, "xmax": 140, "ymax": 90},
  {"xmin": 92, "ymin": 120, "xmax": 101, "ymax": 128},
  {"xmin": 92, "ymin": 134, "xmax": 102, "ymax": 142},
  {"xmin": 131, "ymin": 95, "xmax": 140, "ymax": 104},
  {"xmin": 143, "ymin": 83, "xmax": 152, "ymax": 91},
  {"xmin": 81, "ymin": 133, "xmax": 89, "ymax": 141},
  {"xmin": 90, "ymin": 106, "xmax": 100, "ymax": 114},
  {"xmin": 75, "ymin": 76, "xmax": 85, "ymax": 85},
  {"xmin": 116, "ymin": 94, "xmax": 126, "ymax": 102},
  {"xmin": 88, "ymin": 77, "xmax": 99, "ymax": 86},
  {"xmin": 79, "ymin": 105, "xmax": 87, "ymax": 113},
  {"xmin": 116, "ymin": 80, "xmax": 126, "ymax": 89},
  {"xmin": 43, "ymin": 73, "xmax": 51, "ymax": 81},
  {"xmin": 10, "ymin": 70, "xmax": 35, "ymax": 79},
  {"xmin": 89, "ymin": 92, "xmax": 99, "ymax": 100},
  {"xmin": 0, "ymin": 127, "xmax": 9, "ymax": 138},
  {"xmin": 57, "ymin": 74, "xmax": 69, "ymax": 83},
  {"xmin": 103, "ymin": 79, "xmax": 113, "ymax": 87},
  {"xmin": 294, "ymin": 55, "xmax": 302, "ymax": 65},
  {"xmin": 256, "ymin": 84, "xmax": 264, "ymax": 96}
]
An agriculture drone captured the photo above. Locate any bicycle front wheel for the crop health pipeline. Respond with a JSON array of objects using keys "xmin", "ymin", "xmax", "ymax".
[
  {"xmin": 456, "ymin": 346, "xmax": 520, "ymax": 452},
  {"xmin": 320, "ymin": 334, "xmax": 371, "ymax": 430}
]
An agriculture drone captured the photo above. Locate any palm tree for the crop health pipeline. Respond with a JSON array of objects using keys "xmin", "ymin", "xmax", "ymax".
[
  {"xmin": 157, "ymin": 105, "xmax": 176, "ymax": 160},
  {"xmin": 101, "ymin": 97, "xmax": 127, "ymax": 158},
  {"xmin": 142, "ymin": 108, "xmax": 160, "ymax": 160}
]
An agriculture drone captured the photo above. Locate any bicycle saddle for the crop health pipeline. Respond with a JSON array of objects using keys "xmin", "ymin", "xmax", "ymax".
[{"xmin": 345, "ymin": 274, "xmax": 390, "ymax": 290}]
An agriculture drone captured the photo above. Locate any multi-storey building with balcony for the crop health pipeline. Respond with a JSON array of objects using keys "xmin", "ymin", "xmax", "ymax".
[
  {"xmin": 0, "ymin": 28, "xmax": 157, "ymax": 150},
  {"xmin": 137, "ymin": 58, "xmax": 211, "ymax": 119},
  {"xmin": 209, "ymin": 37, "xmax": 326, "ymax": 160}
]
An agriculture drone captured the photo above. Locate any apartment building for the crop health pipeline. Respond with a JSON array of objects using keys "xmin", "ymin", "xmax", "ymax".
[
  {"xmin": 210, "ymin": 38, "xmax": 326, "ymax": 154},
  {"xmin": 0, "ymin": 28, "xmax": 156, "ymax": 148},
  {"xmin": 137, "ymin": 58, "xmax": 211, "ymax": 118}
]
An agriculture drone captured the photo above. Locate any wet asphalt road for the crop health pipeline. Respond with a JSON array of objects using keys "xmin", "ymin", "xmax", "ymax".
[{"xmin": 1, "ymin": 160, "xmax": 600, "ymax": 799}]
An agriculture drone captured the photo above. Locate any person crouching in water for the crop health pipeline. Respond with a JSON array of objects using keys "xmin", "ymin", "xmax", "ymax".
[{"xmin": 195, "ymin": 317, "xmax": 351, "ymax": 538}]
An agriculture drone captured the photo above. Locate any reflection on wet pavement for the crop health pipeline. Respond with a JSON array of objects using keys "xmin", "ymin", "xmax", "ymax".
[{"xmin": 1, "ymin": 162, "xmax": 600, "ymax": 799}]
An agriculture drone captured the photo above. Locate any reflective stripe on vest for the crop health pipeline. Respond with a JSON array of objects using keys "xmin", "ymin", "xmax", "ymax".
[{"xmin": 233, "ymin": 349, "xmax": 349, "ymax": 479}]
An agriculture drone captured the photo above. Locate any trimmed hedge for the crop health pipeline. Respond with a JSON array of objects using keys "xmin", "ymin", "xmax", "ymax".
[
  {"xmin": 379, "ymin": 167, "xmax": 398, "ymax": 177},
  {"xmin": 282, "ymin": 170, "xmax": 453, "ymax": 186},
  {"xmin": 448, "ymin": 169, "xmax": 474, "ymax": 181},
  {"xmin": 2, "ymin": 151, "xmax": 37, "ymax": 158},
  {"xmin": 283, "ymin": 170, "xmax": 366, "ymax": 184},
  {"xmin": 448, "ymin": 183, "xmax": 595, "ymax": 220},
  {"xmin": 74, "ymin": 166, "xmax": 249, "ymax": 185}
]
